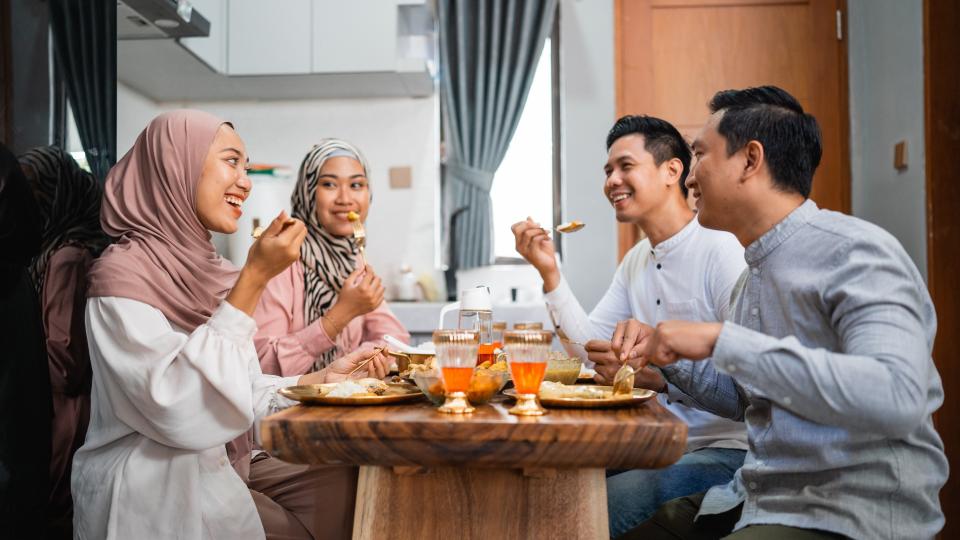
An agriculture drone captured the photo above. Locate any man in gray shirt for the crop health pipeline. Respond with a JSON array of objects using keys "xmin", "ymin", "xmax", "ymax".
[{"xmin": 614, "ymin": 86, "xmax": 947, "ymax": 539}]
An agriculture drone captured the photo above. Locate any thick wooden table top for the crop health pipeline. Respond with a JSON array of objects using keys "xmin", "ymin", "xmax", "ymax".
[{"xmin": 261, "ymin": 396, "xmax": 687, "ymax": 470}]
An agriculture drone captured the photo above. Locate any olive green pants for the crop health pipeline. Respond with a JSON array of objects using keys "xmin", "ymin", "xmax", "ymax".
[{"xmin": 619, "ymin": 492, "xmax": 847, "ymax": 540}]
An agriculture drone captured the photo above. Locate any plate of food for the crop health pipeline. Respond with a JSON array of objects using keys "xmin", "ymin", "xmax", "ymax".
[
  {"xmin": 504, "ymin": 381, "xmax": 656, "ymax": 409},
  {"xmin": 280, "ymin": 378, "xmax": 423, "ymax": 406}
]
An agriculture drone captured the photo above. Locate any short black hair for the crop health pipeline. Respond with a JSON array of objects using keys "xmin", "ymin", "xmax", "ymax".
[
  {"xmin": 708, "ymin": 86, "xmax": 822, "ymax": 198},
  {"xmin": 606, "ymin": 115, "xmax": 692, "ymax": 197}
]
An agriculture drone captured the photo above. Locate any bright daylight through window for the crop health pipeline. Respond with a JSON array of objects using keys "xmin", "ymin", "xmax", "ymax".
[{"xmin": 490, "ymin": 38, "xmax": 554, "ymax": 260}]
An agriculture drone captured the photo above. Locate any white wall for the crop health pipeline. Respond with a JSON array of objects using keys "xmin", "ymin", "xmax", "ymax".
[
  {"xmin": 116, "ymin": 83, "xmax": 441, "ymax": 291},
  {"xmin": 557, "ymin": 0, "xmax": 617, "ymax": 311},
  {"xmin": 847, "ymin": 0, "xmax": 927, "ymax": 279}
]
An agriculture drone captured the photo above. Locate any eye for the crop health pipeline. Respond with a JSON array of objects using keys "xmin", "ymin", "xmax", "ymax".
[
  {"xmin": 350, "ymin": 181, "xmax": 366, "ymax": 190},
  {"xmin": 225, "ymin": 157, "xmax": 239, "ymax": 166},
  {"xmin": 320, "ymin": 181, "xmax": 337, "ymax": 189}
]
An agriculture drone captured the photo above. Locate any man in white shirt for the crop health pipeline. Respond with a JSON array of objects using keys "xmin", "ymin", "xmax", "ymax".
[{"xmin": 512, "ymin": 115, "xmax": 748, "ymax": 538}]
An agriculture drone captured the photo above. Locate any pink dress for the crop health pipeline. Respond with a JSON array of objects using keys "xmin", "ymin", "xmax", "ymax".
[{"xmin": 253, "ymin": 260, "xmax": 410, "ymax": 377}]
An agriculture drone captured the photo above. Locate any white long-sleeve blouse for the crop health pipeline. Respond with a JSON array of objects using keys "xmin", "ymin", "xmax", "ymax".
[{"xmin": 72, "ymin": 297, "xmax": 298, "ymax": 539}]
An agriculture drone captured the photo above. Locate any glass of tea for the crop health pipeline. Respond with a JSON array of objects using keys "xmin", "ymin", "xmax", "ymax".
[
  {"xmin": 432, "ymin": 329, "xmax": 481, "ymax": 414},
  {"xmin": 503, "ymin": 330, "xmax": 552, "ymax": 416}
]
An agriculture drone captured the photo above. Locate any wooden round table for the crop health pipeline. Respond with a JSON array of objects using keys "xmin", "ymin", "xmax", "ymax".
[{"xmin": 261, "ymin": 396, "xmax": 687, "ymax": 539}]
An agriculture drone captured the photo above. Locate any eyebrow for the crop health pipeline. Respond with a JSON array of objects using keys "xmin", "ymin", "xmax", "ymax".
[
  {"xmin": 318, "ymin": 173, "xmax": 367, "ymax": 179},
  {"xmin": 604, "ymin": 153, "xmax": 635, "ymax": 171}
]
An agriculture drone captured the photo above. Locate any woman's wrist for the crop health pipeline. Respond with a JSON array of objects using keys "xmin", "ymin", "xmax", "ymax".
[{"xmin": 323, "ymin": 305, "xmax": 350, "ymax": 336}]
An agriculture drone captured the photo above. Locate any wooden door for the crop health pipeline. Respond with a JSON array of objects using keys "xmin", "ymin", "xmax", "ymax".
[
  {"xmin": 615, "ymin": 0, "xmax": 850, "ymax": 258},
  {"xmin": 925, "ymin": 0, "xmax": 960, "ymax": 535}
]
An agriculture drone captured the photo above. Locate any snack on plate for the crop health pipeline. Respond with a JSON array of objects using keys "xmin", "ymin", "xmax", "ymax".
[{"xmin": 539, "ymin": 381, "xmax": 613, "ymax": 400}]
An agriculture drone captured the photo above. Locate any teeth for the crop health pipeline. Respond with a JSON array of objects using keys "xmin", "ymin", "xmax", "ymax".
[
  {"xmin": 611, "ymin": 193, "xmax": 631, "ymax": 203},
  {"xmin": 225, "ymin": 196, "xmax": 243, "ymax": 207}
]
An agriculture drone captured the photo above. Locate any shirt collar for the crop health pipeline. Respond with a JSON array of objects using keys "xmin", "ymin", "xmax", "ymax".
[
  {"xmin": 651, "ymin": 216, "xmax": 699, "ymax": 259},
  {"xmin": 744, "ymin": 199, "xmax": 818, "ymax": 264}
]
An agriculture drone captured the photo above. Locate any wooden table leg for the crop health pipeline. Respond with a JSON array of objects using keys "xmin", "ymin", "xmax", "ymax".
[{"xmin": 352, "ymin": 465, "xmax": 609, "ymax": 540}]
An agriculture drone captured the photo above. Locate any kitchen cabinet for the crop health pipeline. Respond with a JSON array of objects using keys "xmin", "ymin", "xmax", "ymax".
[
  {"xmin": 180, "ymin": 0, "xmax": 226, "ymax": 72},
  {"xmin": 227, "ymin": 0, "xmax": 312, "ymax": 75},
  {"xmin": 312, "ymin": 0, "xmax": 398, "ymax": 74}
]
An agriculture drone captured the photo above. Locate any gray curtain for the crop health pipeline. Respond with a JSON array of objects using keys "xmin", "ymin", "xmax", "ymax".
[
  {"xmin": 49, "ymin": 0, "xmax": 116, "ymax": 181},
  {"xmin": 439, "ymin": 0, "xmax": 557, "ymax": 270}
]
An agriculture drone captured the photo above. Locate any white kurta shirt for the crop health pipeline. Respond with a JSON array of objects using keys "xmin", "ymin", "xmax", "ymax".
[
  {"xmin": 545, "ymin": 217, "xmax": 749, "ymax": 452},
  {"xmin": 72, "ymin": 297, "xmax": 299, "ymax": 539}
]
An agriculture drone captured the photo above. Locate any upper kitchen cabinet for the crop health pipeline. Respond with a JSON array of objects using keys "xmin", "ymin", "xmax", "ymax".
[
  {"xmin": 226, "ymin": 0, "xmax": 313, "ymax": 75},
  {"xmin": 312, "ymin": 0, "xmax": 397, "ymax": 74},
  {"xmin": 117, "ymin": 0, "xmax": 436, "ymax": 100},
  {"xmin": 180, "ymin": 0, "xmax": 226, "ymax": 72}
]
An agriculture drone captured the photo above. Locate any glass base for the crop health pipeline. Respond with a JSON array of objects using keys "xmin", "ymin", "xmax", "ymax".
[
  {"xmin": 437, "ymin": 391, "xmax": 475, "ymax": 414},
  {"xmin": 508, "ymin": 392, "xmax": 547, "ymax": 416}
]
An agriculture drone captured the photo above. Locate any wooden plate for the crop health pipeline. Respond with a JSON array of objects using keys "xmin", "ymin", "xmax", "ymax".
[
  {"xmin": 503, "ymin": 386, "xmax": 656, "ymax": 409},
  {"xmin": 280, "ymin": 382, "xmax": 423, "ymax": 406}
]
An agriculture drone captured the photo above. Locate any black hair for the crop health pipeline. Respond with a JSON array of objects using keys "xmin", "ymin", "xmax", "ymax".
[
  {"xmin": 708, "ymin": 85, "xmax": 822, "ymax": 198},
  {"xmin": 606, "ymin": 115, "xmax": 692, "ymax": 197}
]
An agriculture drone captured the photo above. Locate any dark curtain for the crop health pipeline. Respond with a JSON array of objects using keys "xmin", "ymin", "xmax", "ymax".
[
  {"xmin": 439, "ymin": 0, "xmax": 557, "ymax": 269},
  {"xmin": 49, "ymin": 0, "xmax": 116, "ymax": 181}
]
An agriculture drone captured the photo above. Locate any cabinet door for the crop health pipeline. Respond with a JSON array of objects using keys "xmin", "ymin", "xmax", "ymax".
[
  {"xmin": 227, "ymin": 0, "xmax": 312, "ymax": 75},
  {"xmin": 180, "ymin": 0, "xmax": 226, "ymax": 72},
  {"xmin": 312, "ymin": 0, "xmax": 397, "ymax": 73}
]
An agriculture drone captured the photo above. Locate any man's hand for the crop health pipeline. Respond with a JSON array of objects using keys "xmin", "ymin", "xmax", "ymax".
[
  {"xmin": 641, "ymin": 321, "xmax": 724, "ymax": 367},
  {"xmin": 610, "ymin": 319, "xmax": 655, "ymax": 361},
  {"xmin": 511, "ymin": 217, "xmax": 560, "ymax": 292},
  {"xmin": 585, "ymin": 339, "xmax": 666, "ymax": 392}
]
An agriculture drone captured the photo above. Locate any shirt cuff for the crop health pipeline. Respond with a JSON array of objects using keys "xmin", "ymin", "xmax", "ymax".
[
  {"xmin": 542, "ymin": 275, "xmax": 575, "ymax": 308},
  {"xmin": 210, "ymin": 301, "xmax": 258, "ymax": 343},
  {"xmin": 712, "ymin": 322, "xmax": 778, "ymax": 386},
  {"xmin": 276, "ymin": 375, "xmax": 302, "ymax": 408},
  {"xmin": 298, "ymin": 318, "xmax": 336, "ymax": 357}
]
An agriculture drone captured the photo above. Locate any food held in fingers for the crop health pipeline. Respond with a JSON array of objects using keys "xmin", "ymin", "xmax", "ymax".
[{"xmin": 556, "ymin": 220, "xmax": 585, "ymax": 233}]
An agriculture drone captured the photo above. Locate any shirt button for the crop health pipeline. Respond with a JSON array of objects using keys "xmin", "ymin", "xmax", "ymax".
[
  {"xmin": 750, "ymin": 307, "xmax": 759, "ymax": 316},
  {"xmin": 656, "ymin": 263, "xmax": 662, "ymax": 269},
  {"xmin": 749, "ymin": 482, "xmax": 758, "ymax": 490},
  {"xmin": 783, "ymin": 397, "xmax": 792, "ymax": 406},
  {"xmin": 656, "ymin": 299, "xmax": 661, "ymax": 305},
  {"xmin": 751, "ymin": 267, "xmax": 759, "ymax": 275},
  {"xmin": 726, "ymin": 363, "xmax": 737, "ymax": 373}
]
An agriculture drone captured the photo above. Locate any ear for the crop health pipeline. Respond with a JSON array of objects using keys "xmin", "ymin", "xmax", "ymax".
[
  {"xmin": 742, "ymin": 140, "xmax": 765, "ymax": 181},
  {"xmin": 662, "ymin": 157, "xmax": 684, "ymax": 189}
]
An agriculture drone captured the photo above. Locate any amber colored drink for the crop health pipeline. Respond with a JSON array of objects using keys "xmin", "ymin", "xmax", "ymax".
[
  {"xmin": 510, "ymin": 362, "xmax": 547, "ymax": 394},
  {"xmin": 441, "ymin": 366, "xmax": 474, "ymax": 393},
  {"xmin": 477, "ymin": 343, "xmax": 500, "ymax": 365}
]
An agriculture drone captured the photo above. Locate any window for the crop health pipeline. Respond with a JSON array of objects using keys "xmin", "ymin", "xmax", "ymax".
[{"xmin": 490, "ymin": 34, "xmax": 559, "ymax": 261}]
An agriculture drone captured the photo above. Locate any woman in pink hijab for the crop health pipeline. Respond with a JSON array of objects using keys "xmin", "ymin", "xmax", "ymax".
[{"xmin": 72, "ymin": 110, "xmax": 386, "ymax": 540}]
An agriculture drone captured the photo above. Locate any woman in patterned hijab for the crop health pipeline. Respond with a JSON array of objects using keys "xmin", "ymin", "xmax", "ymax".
[{"xmin": 253, "ymin": 139, "xmax": 409, "ymax": 375}]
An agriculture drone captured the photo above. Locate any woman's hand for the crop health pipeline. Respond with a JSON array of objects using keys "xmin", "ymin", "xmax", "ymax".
[
  {"xmin": 227, "ymin": 211, "xmax": 306, "ymax": 316},
  {"xmin": 244, "ymin": 211, "xmax": 306, "ymax": 284},
  {"xmin": 332, "ymin": 265, "xmax": 385, "ymax": 319},
  {"xmin": 299, "ymin": 345, "xmax": 390, "ymax": 385}
]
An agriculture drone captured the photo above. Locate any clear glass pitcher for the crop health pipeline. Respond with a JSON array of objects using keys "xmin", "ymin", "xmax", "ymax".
[{"xmin": 438, "ymin": 286, "xmax": 493, "ymax": 344}]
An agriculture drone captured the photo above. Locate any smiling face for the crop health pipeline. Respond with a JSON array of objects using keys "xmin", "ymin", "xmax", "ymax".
[
  {"xmin": 687, "ymin": 112, "xmax": 747, "ymax": 231},
  {"xmin": 314, "ymin": 156, "xmax": 370, "ymax": 237},
  {"xmin": 195, "ymin": 124, "xmax": 251, "ymax": 234},
  {"xmin": 603, "ymin": 134, "xmax": 681, "ymax": 224}
]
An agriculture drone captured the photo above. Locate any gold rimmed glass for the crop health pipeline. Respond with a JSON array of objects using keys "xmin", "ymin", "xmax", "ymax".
[
  {"xmin": 432, "ymin": 329, "xmax": 480, "ymax": 414},
  {"xmin": 512, "ymin": 321, "xmax": 544, "ymax": 330},
  {"xmin": 503, "ymin": 330, "xmax": 552, "ymax": 416}
]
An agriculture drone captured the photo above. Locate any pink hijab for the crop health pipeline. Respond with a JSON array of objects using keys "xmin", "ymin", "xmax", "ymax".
[{"xmin": 86, "ymin": 110, "xmax": 239, "ymax": 331}]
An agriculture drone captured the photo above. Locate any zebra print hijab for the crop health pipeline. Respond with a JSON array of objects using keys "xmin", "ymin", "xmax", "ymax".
[
  {"xmin": 19, "ymin": 147, "xmax": 107, "ymax": 294},
  {"xmin": 291, "ymin": 139, "xmax": 370, "ymax": 369}
]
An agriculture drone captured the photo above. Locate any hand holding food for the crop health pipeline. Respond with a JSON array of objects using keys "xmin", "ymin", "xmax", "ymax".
[
  {"xmin": 245, "ymin": 210, "xmax": 306, "ymax": 283},
  {"xmin": 333, "ymin": 264, "xmax": 385, "ymax": 318},
  {"xmin": 318, "ymin": 345, "xmax": 390, "ymax": 383},
  {"xmin": 637, "ymin": 320, "xmax": 723, "ymax": 368},
  {"xmin": 511, "ymin": 217, "xmax": 560, "ymax": 291}
]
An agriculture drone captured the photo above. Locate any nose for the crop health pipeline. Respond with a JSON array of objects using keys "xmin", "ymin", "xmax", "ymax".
[
  {"xmin": 237, "ymin": 171, "xmax": 252, "ymax": 192},
  {"xmin": 335, "ymin": 183, "xmax": 351, "ymax": 204},
  {"xmin": 604, "ymin": 171, "xmax": 622, "ymax": 194}
]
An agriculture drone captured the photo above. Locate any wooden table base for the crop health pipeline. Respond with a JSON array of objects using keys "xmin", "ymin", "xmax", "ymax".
[{"xmin": 352, "ymin": 465, "xmax": 610, "ymax": 540}]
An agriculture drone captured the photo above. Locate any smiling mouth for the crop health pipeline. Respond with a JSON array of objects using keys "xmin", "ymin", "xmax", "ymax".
[
  {"xmin": 225, "ymin": 195, "xmax": 245, "ymax": 208},
  {"xmin": 610, "ymin": 192, "xmax": 633, "ymax": 204}
]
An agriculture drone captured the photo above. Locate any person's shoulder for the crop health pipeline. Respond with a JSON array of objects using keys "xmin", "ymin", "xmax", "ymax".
[
  {"xmin": 620, "ymin": 236, "xmax": 653, "ymax": 266},
  {"xmin": 806, "ymin": 210, "xmax": 910, "ymax": 261},
  {"xmin": 690, "ymin": 218, "xmax": 745, "ymax": 264}
]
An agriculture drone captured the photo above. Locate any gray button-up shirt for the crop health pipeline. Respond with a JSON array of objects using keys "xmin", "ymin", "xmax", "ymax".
[{"xmin": 662, "ymin": 200, "xmax": 947, "ymax": 539}]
